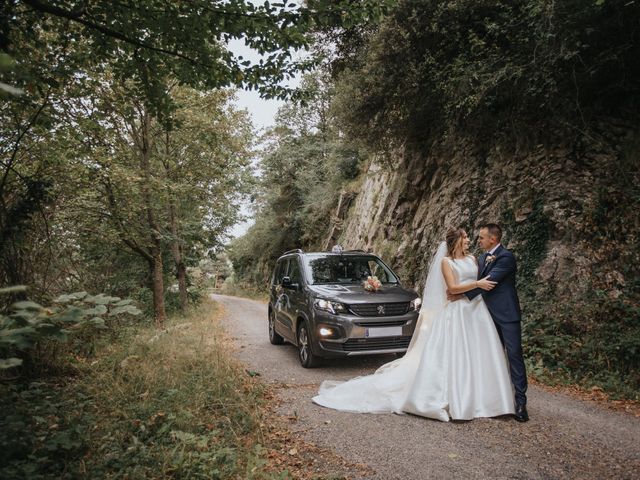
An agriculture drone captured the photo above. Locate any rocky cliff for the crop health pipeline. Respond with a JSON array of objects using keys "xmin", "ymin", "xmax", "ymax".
[
  {"xmin": 333, "ymin": 124, "xmax": 636, "ymax": 294},
  {"xmin": 326, "ymin": 124, "xmax": 639, "ymax": 396}
]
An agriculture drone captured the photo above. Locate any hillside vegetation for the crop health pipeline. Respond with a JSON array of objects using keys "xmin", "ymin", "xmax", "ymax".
[{"xmin": 230, "ymin": 0, "xmax": 640, "ymax": 399}]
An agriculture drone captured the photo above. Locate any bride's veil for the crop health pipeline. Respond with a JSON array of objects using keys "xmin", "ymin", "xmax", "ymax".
[
  {"xmin": 407, "ymin": 240, "xmax": 448, "ymax": 353},
  {"xmin": 375, "ymin": 241, "xmax": 448, "ymax": 373}
]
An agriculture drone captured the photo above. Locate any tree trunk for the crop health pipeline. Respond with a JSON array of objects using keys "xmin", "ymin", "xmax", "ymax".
[
  {"xmin": 150, "ymin": 251, "xmax": 166, "ymax": 327},
  {"xmin": 139, "ymin": 110, "xmax": 166, "ymax": 326},
  {"xmin": 162, "ymin": 126, "xmax": 188, "ymax": 311},
  {"xmin": 177, "ymin": 259, "xmax": 187, "ymax": 309},
  {"xmin": 169, "ymin": 200, "xmax": 188, "ymax": 310}
]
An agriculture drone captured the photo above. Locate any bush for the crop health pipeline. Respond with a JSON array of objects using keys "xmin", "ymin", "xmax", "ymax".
[
  {"xmin": 0, "ymin": 286, "xmax": 141, "ymax": 374},
  {"xmin": 0, "ymin": 300, "xmax": 285, "ymax": 479},
  {"xmin": 330, "ymin": 0, "xmax": 640, "ymax": 151},
  {"xmin": 524, "ymin": 290, "xmax": 640, "ymax": 399}
]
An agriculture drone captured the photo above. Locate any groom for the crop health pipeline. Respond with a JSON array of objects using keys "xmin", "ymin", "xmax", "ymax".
[{"xmin": 449, "ymin": 223, "xmax": 529, "ymax": 422}]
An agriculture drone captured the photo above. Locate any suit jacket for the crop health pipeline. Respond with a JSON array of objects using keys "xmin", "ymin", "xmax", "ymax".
[{"xmin": 465, "ymin": 245, "xmax": 521, "ymax": 324}]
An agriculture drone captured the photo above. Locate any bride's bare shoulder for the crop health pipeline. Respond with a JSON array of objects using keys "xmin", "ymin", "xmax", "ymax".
[{"xmin": 466, "ymin": 254, "xmax": 478, "ymax": 264}]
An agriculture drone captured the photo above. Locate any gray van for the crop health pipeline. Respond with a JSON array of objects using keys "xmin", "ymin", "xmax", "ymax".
[{"xmin": 268, "ymin": 248, "xmax": 422, "ymax": 367}]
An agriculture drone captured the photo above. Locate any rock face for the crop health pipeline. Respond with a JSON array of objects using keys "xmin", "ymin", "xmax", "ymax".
[{"xmin": 330, "ymin": 125, "xmax": 639, "ymax": 304}]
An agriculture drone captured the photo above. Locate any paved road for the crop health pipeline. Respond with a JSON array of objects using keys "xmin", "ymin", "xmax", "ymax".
[{"xmin": 212, "ymin": 294, "xmax": 640, "ymax": 479}]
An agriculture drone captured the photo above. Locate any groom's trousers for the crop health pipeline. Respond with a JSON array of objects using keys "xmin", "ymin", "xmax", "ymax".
[{"xmin": 493, "ymin": 321, "xmax": 528, "ymax": 406}]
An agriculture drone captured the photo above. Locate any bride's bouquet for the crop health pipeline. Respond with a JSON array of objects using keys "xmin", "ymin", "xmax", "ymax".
[{"xmin": 363, "ymin": 275, "xmax": 382, "ymax": 292}]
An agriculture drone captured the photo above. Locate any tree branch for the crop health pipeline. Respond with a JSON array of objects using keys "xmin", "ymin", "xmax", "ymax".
[
  {"xmin": 0, "ymin": 87, "xmax": 52, "ymax": 203},
  {"xmin": 23, "ymin": 0, "xmax": 209, "ymax": 67},
  {"xmin": 101, "ymin": 176, "xmax": 153, "ymax": 261}
]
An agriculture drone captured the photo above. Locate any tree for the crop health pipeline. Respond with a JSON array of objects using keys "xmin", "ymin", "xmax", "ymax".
[
  {"xmin": 157, "ymin": 86, "xmax": 253, "ymax": 310},
  {"xmin": 2, "ymin": 1, "xmax": 392, "ymax": 109},
  {"xmin": 62, "ymin": 78, "xmax": 252, "ymax": 325},
  {"xmin": 326, "ymin": 0, "xmax": 640, "ymax": 152},
  {"xmin": 229, "ymin": 70, "xmax": 362, "ymax": 287},
  {"xmin": 0, "ymin": 0, "xmax": 391, "ymax": 314}
]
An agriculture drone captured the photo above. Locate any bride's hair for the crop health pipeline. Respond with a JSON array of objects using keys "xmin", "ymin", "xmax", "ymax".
[{"xmin": 445, "ymin": 228, "xmax": 466, "ymax": 258}]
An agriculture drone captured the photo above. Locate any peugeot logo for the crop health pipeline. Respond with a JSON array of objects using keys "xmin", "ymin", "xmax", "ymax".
[{"xmin": 377, "ymin": 305, "xmax": 385, "ymax": 315}]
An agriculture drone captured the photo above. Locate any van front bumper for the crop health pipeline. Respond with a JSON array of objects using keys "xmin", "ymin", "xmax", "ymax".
[{"xmin": 311, "ymin": 308, "xmax": 419, "ymax": 357}]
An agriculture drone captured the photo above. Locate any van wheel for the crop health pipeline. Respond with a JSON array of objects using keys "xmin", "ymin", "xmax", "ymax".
[
  {"xmin": 268, "ymin": 310, "xmax": 284, "ymax": 345},
  {"xmin": 297, "ymin": 322, "xmax": 321, "ymax": 368}
]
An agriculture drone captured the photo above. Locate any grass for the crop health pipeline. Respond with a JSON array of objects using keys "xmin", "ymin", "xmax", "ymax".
[{"xmin": 0, "ymin": 299, "xmax": 288, "ymax": 479}]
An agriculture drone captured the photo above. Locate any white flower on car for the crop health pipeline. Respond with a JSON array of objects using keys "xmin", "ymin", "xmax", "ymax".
[{"xmin": 363, "ymin": 275, "xmax": 382, "ymax": 292}]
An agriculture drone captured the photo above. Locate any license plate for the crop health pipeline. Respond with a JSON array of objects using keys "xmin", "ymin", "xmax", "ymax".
[{"xmin": 365, "ymin": 326, "xmax": 403, "ymax": 338}]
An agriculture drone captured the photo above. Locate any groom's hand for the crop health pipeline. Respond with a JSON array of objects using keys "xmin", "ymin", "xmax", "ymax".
[{"xmin": 446, "ymin": 291, "xmax": 464, "ymax": 302}]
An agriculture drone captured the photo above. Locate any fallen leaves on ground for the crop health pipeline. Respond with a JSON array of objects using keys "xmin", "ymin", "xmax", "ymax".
[
  {"xmin": 529, "ymin": 377, "xmax": 640, "ymax": 417},
  {"xmin": 258, "ymin": 384, "xmax": 375, "ymax": 479}
]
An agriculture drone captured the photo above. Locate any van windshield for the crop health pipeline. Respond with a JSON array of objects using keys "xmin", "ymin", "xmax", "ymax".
[{"xmin": 303, "ymin": 255, "xmax": 399, "ymax": 285}]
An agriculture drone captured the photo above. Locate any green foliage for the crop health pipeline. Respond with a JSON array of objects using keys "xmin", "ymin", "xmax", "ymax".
[
  {"xmin": 229, "ymin": 71, "xmax": 363, "ymax": 286},
  {"xmin": 524, "ymin": 289, "xmax": 640, "ymax": 399},
  {"xmin": 329, "ymin": 0, "xmax": 640, "ymax": 152},
  {"xmin": 501, "ymin": 196, "xmax": 551, "ymax": 295},
  {"xmin": 493, "ymin": 188, "xmax": 640, "ymax": 399},
  {"xmin": 74, "ymin": 82, "xmax": 255, "ymax": 320},
  {"xmin": 1, "ymin": 71, "xmax": 255, "ymax": 317},
  {"xmin": 0, "ymin": 301, "xmax": 284, "ymax": 479},
  {"xmin": 220, "ymin": 273, "xmax": 270, "ymax": 301},
  {"xmin": 1, "ymin": 0, "xmax": 391, "ymax": 319},
  {"xmin": 0, "ymin": 381, "xmax": 91, "ymax": 480},
  {"xmin": 164, "ymin": 287, "xmax": 205, "ymax": 315},
  {"xmin": 521, "ymin": 133, "xmax": 639, "ymax": 399},
  {"xmin": 2, "ymin": 0, "xmax": 392, "ymax": 110},
  {"xmin": 0, "ymin": 287, "xmax": 141, "ymax": 371}
]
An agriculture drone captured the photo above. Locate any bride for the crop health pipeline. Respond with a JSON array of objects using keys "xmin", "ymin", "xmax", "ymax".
[{"xmin": 312, "ymin": 228, "xmax": 515, "ymax": 421}]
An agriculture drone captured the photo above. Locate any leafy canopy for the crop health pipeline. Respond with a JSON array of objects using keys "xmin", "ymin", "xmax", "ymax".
[{"xmin": 2, "ymin": 0, "xmax": 393, "ymax": 112}]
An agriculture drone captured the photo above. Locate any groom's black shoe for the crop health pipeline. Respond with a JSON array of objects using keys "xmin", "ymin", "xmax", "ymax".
[{"xmin": 514, "ymin": 404, "xmax": 529, "ymax": 422}]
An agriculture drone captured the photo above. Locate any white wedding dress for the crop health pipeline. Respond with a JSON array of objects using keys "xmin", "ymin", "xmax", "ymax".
[{"xmin": 312, "ymin": 243, "xmax": 515, "ymax": 421}]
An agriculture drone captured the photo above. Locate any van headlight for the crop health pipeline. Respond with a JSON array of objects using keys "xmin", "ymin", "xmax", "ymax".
[
  {"xmin": 313, "ymin": 298, "xmax": 347, "ymax": 315},
  {"xmin": 410, "ymin": 297, "xmax": 422, "ymax": 311}
]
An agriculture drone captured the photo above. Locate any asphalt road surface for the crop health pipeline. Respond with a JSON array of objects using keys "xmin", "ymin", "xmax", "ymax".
[{"xmin": 212, "ymin": 294, "xmax": 640, "ymax": 479}]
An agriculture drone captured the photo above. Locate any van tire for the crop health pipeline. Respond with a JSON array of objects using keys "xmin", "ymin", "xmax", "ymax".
[
  {"xmin": 268, "ymin": 309, "xmax": 284, "ymax": 345},
  {"xmin": 297, "ymin": 321, "xmax": 321, "ymax": 368}
]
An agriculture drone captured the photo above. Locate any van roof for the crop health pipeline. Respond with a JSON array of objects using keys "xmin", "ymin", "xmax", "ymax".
[{"xmin": 277, "ymin": 250, "xmax": 376, "ymax": 260}]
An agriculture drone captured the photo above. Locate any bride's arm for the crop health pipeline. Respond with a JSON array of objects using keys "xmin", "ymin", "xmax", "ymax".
[
  {"xmin": 463, "ymin": 256, "xmax": 484, "ymax": 299},
  {"xmin": 441, "ymin": 259, "xmax": 496, "ymax": 294}
]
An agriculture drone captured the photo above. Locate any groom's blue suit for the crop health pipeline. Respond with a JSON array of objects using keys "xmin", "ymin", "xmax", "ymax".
[{"xmin": 465, "ymin": 245, "xmax": 528, "ymax": 406}]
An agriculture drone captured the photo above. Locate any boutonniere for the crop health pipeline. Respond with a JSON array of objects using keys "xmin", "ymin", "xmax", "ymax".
[{"xmin": 485, "ymin": 254, "xmax": 497, "ymax": 265}]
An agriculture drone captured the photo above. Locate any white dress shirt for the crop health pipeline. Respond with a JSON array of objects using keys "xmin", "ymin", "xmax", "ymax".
[{"xmin": 488, "ymin": 243, "xmax": 501, "ymax": 255}]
